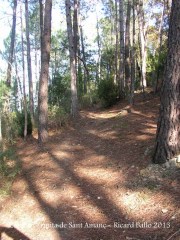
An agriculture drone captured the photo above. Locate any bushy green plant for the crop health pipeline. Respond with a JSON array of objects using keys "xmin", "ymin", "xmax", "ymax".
[
  {"xmin": 80, "ymin": 91, "xmax": 99, "ymax": 108},
  {"xmin": 0, "ymin": 147, "xmax": 21, "ymax": 197},
  {"xmin": 49, "ymin": 74, "xmax": 71, "ymax": 112},
  {"xmin": 2, "ymin": 111, "xmax": 32, "ymax": 141},
  {"xmin": 15, "ymin": 111, "xmax": 33, "ymax": 137},
  {"xmin": 48, "ymin": 105, "xmax": 68, "ymax": 129},
  {"xmin": 0, "ymin": 147, "xmax": 21, "ymax": 177},
  {"xmin": 98, "ymin": 79, "xmax": 118, "ymax": 107}
]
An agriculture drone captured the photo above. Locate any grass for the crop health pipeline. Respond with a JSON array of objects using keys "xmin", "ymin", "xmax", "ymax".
[{"xmin": 0, "ymin": 147, "xmax": 21, "ymax": 197}]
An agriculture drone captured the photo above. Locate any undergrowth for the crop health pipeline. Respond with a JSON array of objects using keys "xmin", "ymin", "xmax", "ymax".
[{"xmin": 0, "ymin": 147, "xmax": 21, "ymax": 198}]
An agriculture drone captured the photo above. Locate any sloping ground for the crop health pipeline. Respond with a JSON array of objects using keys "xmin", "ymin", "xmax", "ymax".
[{"xmin": 0, "ymin": 94, "xmax": 179, "ymax": 240}]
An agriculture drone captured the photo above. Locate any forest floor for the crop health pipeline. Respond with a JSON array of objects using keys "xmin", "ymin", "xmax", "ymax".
[{"xmin": 0, "ymin": 92, "xmax": 180, "ymax": 240}]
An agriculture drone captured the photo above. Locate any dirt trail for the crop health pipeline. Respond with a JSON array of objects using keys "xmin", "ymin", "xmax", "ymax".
[{"xmin": 0, "ymin": 95, "xmax": 179, "ymax": 240}]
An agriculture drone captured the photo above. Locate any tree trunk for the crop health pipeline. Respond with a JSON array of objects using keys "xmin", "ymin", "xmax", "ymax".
[
  {"xmin": 25, "ymin": 0, "xmax": 34, "ymax": 127},
  {"xmin": 65, "ymin": 0, "xmax": 78, "ymax": 117},
  {"xmin": 125, "ymin": 0, "xmax": 131, "ymax": 94},
  {"xmin": 114, "ymin": 0, "xmax": 119, "ymax": 84},
  {"xmin": 79, "ymin": 25, "xmax": 89, "ymax": 94},
  {"xmin": 119, "ymin": 0, "xmax": 125, "ymax": 96},
  {"xmin": 130, "ymin": 0, "xmax": 136, "ymax": 105},
  {"xmin": 6, "ymin": 0, "xmax": 17, "ymax": 87},
  {"xmin": 153, "ymin": 0, "xmax": 180, "ymax": 164},
  {"xmin": 137, "ymin": 0, "xmax": 147, "ymax": 89},
  {"xmin": 20, "ymin": 2, "xmax": 27, "ymax": 139},
  {"xmin": 155, "ymin": 0, "xmax": 166, "ymax": 93},
  {"xmin": 39, "ymin": 0, "xmax": 44, "ymax": 63},
  {"xmin": 38, "ymin": 0, "xmax": 52, "ymax": 143},
  {"xmin": 73, "ymin": 0, "xmax": 79, "ymax": 70},
  {"xmin": 96, "ymin": 14, "xmax": 101, "ymax": 84}
]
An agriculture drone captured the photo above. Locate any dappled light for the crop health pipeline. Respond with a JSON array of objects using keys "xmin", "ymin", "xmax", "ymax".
[
  {"xmin": 1, "ymin": 94, "xmax": 179, "ymax": 240},
  {"xmin": 0, "ymin": 0, "xmax": 179, "ymax": 238}
]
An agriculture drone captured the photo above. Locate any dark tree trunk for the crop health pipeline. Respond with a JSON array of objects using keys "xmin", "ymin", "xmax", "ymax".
[
  {"xmin": 6, "ymin": 0, "xmax": 17, "ymax": 87},
  {"xmin": 153, "ymin": 0, "xmax": 180, "ymax": 164},
  {"xmin": 38, "ymin": 0, "xmax": 52, "ymax": 143}
]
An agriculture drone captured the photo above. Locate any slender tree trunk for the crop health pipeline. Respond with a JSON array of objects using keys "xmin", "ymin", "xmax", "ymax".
[
  {"xmin": 155, "ymin": 0, "xmax": 166, "ymax": 93},
  {"xmin": 114, "ymin": 0, "xmax": 119, "ymax": 84},
  {"xmin": 153, "ymin": 0, "xmax": 180, "ymax": 164},
  {"xmin": 125, "ymin": 0, "xmax": 131, "ymax": 95},
  {"xmin": 96, "ymin": 14, "xmax": 101, "ymax": 84},
  {"xmin": 73, "ymin": 0, "xmax": 78, "ymax": 71},
  {"xmin": 73, "ymin": 0, "xmax": 82, "ymax": 95},
  {"xmin": 14, "ymin": 53, "xmax": 23, "ymax": 110},
  {"xmin": 137, "ymin": 0, "xmax": 147, "ymax": 89},
  {"xmin": 39, "ymin": 0, "xmax": 44, "ymax": 63},
  {"xmin": 20, "ymin": 2, "xmax": 27, "ymax": 139},
  {"xmin": 119, "ymin": 0, "xmax": 125, "ymax": 96},
  {"xmin": 38, "ymin": 0, "xmax": 52, "ymax": 143},
  {"xmin": 80, "ymin": 25, "xmax": 89, "ymax": 94},
  {"xmin": 25, "ymin": 0, "xmax": 34, "ymax": 126},
  {"xmin": 6, "ymin": 0, "xmax": 17, "ymax": 87},
  {"xmin": 65, "ymin": 0, "xmax": 78, "ymax": 117},
  {"xmin": 130, "ymin": 0, "xmax": 136, "ymax": 105}
]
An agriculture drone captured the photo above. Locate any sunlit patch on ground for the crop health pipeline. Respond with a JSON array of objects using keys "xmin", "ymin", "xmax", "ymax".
[{"xmin": 0, "ymin": 95, "xmax": 179, "ymax": 240}]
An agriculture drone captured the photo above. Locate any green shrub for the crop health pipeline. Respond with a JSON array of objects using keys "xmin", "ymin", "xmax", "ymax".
[
  {"xmin": 80, "ymin": 91, "xmax": 99, "ymax": 108},
  {"xmin": 48, "ymin": 105, "xmax": 68, "ymax": 129},
  {"xmin": 0, "ymin": 147, "xmax": 21, "ymax": 197},
  {"xmin": 2, "ymin": 111, "xmax": 32, "ymax": 141},
  {"xmin": 15, "ymin": 111, "xmax": 32, "ymax": 137},
  {"xmin": 98, "ymin": 79, "xmax": 118, "ymax": 107},
  {"xmin": 0, "ymin": 147, "xmax": 21, "ymax": 177}
]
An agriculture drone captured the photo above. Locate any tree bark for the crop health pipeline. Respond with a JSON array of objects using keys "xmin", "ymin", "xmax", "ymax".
[
  {"xmin": 39, "ymin": 0, "xmax": 44, "ymax": 63},
  {"xmin": 73, "ymin": 0, "xmax": 79, "ymax": 71},
  {"xmin": 125, "ymin": 0, "xmax": 131, "ymax": 94},
  {"xmin": 153, "ymin": 0, "xmax": 180, "ymax": 164},
  {"xmin": 130, "ymin": 0, "xmax": 136, "ymax": 105},
  {"xmin": 38, "ymin": 0, "xmax": 52, "ymax": 143},
  {"xmin": 25, "ymin": 0, "xmax": 35, "ymax": 127},
  {"xmin": 65, "ymin": 0, "xmax": 78, "ymax": 117},
  {"xmin": 155, "ymin": 0, "xmax": 166, "ymax": 93},
  {"xmin": 20, "ymin": 2, "xmax": 27, "ymax": 139},
  {"xmin": 137, "ymin": 0, "xmax": 147, "ymax": 89},
  {"xmin": 119, "ymin": 0, "xmax": 125, "ymax": 96},
  {"xmin": 79, "ymin": 25, "xmax": 89, "ymax": 94},
  {"xmin": 96, "ymin": 14, "xmax": 101, "ymax": 84},
  {"xmin": 114, "ymin": 0, "xmax": 119, "ymax": 84},
  {"xmin": 6, "ymin": 0, "xmax": 17, "ymax": 87}
]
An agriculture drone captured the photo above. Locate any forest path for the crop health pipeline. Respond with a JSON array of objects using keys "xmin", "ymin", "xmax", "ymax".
[{"xmin": 0, "ymin": 94, "xmax": 179, "ymax": 240}]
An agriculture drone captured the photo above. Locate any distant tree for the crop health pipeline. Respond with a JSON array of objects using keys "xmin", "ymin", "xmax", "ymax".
[
  {"xmin": 38, "ymin": 0, "xmax": 52, "ymax": 143},
  {"xmin": 153, "ymin": 0, "xmax": 180, "ymax": 164}
]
